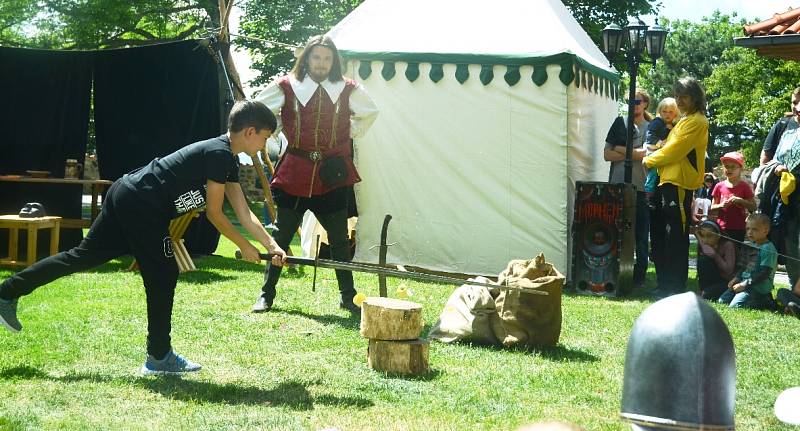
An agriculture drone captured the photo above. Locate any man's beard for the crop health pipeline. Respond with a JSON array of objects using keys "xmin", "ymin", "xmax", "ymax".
[{"xmin": 309, "ymin": 68, "xmax": 330, "ymax": 82}]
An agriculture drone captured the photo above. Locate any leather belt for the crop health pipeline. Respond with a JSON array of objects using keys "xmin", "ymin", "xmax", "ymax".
[{"xmin": 287, "ymin": 148, "xmax": 326, "ymax": 162}]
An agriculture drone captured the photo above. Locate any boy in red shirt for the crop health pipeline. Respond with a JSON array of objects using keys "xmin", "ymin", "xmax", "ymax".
[{"xmin": 711, "ymin": 152, "xmax": 756, "ymax": 243}]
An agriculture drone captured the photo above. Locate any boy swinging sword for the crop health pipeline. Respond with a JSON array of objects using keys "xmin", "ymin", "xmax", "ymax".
[{"xmin": 0, "ymin": 101, "xmax": 287, "ymax": 375}]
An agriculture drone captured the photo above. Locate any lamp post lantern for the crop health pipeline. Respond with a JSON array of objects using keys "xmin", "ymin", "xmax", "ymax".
[{"xmin": 602, "ymin": 17, "xmax": 669, "ymax": 184}]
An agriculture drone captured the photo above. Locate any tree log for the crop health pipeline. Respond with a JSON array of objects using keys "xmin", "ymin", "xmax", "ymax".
[
  {"xmin": 367, "ymin": 339, "xmax": 429, "ymax": 375},
  {"xmin": 360, "ymin": 297, "xmax": 423, "ymax": 340}
]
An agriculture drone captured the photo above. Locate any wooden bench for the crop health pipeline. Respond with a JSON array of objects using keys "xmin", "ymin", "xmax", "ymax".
[{"xmin": 0, "ymin": 215, "xmax": 62, "ymax": 267}]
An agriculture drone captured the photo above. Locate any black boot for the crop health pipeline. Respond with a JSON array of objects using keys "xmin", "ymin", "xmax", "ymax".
[
  {"xmin": 252, "ymin": 285, "xmax": 275, "ymax": 313},
  {"xmin": 339, "ymin": 293, "xmax": 360, "ymax": 314}
]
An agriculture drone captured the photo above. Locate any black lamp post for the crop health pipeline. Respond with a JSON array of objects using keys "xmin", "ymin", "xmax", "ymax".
[{"xmin": 602, "ymin": 18, "xmax": 668, "ymax": 184}]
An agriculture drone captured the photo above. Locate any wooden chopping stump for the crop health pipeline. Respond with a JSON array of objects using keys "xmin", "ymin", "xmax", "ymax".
[
  {"xmin": 367, "ymin": 339, "xmax": 429, "ymax": 375},
  {"xmin": 360, "ymin": 297, "xmax": 423, "ymax": 340}
]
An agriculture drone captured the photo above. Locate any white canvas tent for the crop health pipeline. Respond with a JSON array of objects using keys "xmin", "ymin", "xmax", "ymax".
[{"xmin": 328, "ymin": 0, "xmax": 619, "ymax": 276}]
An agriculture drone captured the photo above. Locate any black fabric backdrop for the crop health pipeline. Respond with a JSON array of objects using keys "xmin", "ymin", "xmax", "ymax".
[
  {"xmin": 93, "ymin": 41, "xmax": 222, "ymax": 179},
  {"xmin": 93, "ymin": 41, "xmax": 223, "ymax": 254},
  {"xmin": 0, "ymin": 47, "xmax": 93, "ymax": 254},
  {"xmin": 0, "ymin": 41, "xmax": 223, "ymax": 259}
]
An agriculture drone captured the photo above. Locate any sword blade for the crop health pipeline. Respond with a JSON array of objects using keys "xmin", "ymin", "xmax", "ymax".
[{"xmin": 238, "ymin": 251, "xmax": 547, "ymax": 295}]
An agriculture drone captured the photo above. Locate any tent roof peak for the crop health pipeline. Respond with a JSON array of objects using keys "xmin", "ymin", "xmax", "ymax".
[{"xmin": 328, "ymin": 0, "xmax": 614, "ymax": 73}]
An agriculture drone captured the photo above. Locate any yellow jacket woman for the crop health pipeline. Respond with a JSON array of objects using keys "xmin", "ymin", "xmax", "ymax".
[
  {"xmin": 643, "ymin": 111, "xmax": 708, "ymax": 190},
  {"xmin": 643, "ymin": 76, "xmax": 708, "ymax": 298}
]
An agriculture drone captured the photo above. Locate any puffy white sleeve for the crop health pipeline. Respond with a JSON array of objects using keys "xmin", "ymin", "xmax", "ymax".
[
  {"xmin": 253, "ymin": 81, "xmax": 286, "ymax": 134},
  {"xmin": 349, "ymin": 84, "xmax": 379, "ymax": 139}
]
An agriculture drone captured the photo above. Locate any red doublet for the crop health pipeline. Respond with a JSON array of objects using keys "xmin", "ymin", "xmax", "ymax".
[{"xmin": 272, "ymin": 76, "xmax": 360, "ymax": 197}]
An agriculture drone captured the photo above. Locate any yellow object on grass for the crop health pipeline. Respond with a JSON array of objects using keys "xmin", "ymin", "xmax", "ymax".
[
  {"xmin": 353, "ymin": 293, "xmax": 367, "ymax": 307},
  {"xmin": 396, "ymin": 285, "xmax": 413, "ymax": 299}
]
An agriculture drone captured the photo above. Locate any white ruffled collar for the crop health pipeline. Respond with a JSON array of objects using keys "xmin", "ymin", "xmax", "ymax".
[{"xmin": 289, "ymin": 74, "xmax": 345, "ymax": 106}]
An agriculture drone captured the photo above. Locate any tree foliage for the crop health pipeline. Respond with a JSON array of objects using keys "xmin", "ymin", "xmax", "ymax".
[
  {"xmin": 563, "ymin": 0, "xmax": 660, "ymax": 71},
  {"xmin": 237, "ymin": 0, "xmax": 363, "ymax": 91},
  {"xmin": 0, "ymin": 0, "xmax": 218, "ymax": 49},
  {"xmin": 706, "ymin": 48, "xmax": 800, "ymax": 165},
  {"xmin": 0, "ymin": 0, "xmax": 39, "ymax": 45}
]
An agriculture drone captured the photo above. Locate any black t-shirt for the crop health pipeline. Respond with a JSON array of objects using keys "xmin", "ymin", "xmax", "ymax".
[
  {"xmin": 121, "ymin": 135, "xmax": 239, "ymax": 217},
  {"xmin": 763, "ymin": 116, "xmax": 799, "ymax": 158},
  {"xmin": 605, "ymin": 116, "xmax": 627, "ymax": 147}
]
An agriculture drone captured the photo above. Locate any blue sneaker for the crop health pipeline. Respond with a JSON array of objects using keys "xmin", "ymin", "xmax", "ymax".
[
  {"xmin": 0, "ymin": 298, "xmax": 21, "ymax": 333},
  {"xmin": 140, "ymin": 350, "xmax": 202, "ymax": 375}
]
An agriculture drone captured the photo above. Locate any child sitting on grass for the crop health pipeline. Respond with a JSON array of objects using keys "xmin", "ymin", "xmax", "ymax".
[
  {"xmin": 694, "ymin": 220, "xmax": 736, "ymax": 301},
  {"xmin": 719, "ymin": 213, "xmax": 777, "ymax": 310}
]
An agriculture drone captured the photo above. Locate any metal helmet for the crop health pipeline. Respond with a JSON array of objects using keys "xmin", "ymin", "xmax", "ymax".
[{"xmin": 621, "ymin": 292, "xmax": 736, "ymax": 430}]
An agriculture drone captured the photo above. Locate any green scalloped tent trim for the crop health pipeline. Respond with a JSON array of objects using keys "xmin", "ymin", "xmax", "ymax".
[
  {"xmin": 341, "ymin": 50, "xmax": 618, "ymax": 87},
  {"xmin": 504, "ymin": 65, "xmax": 520, "ymax": 86},
  {"xmin": 532, "ymin": 65, "xmax": 547, "ymax": 86},
  {"xmin": 455, "ymin": 64, "xmax": 469, "ymax": 84},
  {"xmin": 559, "ymin": 63, "xmax": 575, "ymax": 87},
  {"xmin": 573, "ymin": 63, "xmax": 620, "ymax": 100},
  {"xmin": 480, "ymin": 64, "xmax": 494, "ymax": 85},
  {"xmin": 429, "ymin": 63, "xmax": 444, "ymax": 82},
  {"xmin": 405, "ymin": 62, "xmax": 420, "ymax": 82},
  {"xmin": 359, "ymin": 60, "xmax": 372, "ymax": 80},
  {"xmin": 382, "ymin": 61, "xmax": 396, "ymax": 80}
]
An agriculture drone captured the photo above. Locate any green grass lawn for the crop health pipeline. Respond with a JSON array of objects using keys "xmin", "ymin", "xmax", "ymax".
[{"xmin": 0, "ymin": 220, "xmax": 797, "ymax": 430}]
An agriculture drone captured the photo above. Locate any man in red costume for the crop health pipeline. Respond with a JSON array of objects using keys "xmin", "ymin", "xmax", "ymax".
[{"xmin": 252, "ymin": 34, "xmax": 378, "ymax": 313}]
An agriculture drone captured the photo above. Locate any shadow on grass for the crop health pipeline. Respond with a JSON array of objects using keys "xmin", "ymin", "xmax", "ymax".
[
  {"xmin": 279, "ymin": 308, "xmax": 360, "ymax": 330},
  {"xmin": 0, "ymin": 365, "xmax": 373, "ymax": 409},
  {"xmin": 192, "ymin": 254, "xmax": 263, "ymax": 274},
  {"xmin": 562, "ymin": 278, "xmax": 700, "ymax": 304},
  {"xmin": 377, "ymin": 369, "xmax": 443, "ymax": 381},
  {"xmin": 536, "ymin": 344, "xmax": 600, "ymax": 363},
  {"xmin": 195, "ymin": 255, "xmax": 309, "ymax": 279},
  {"xmin": 79, "ymin": 259, "xmax": 237, "ymax": 285},
  {"xmin": 178, "ymin": 270, "xmax": 237, "ymax": 285},
  {"xmin": 76, "ymin": 258, "xmax": 136, "ymax": 274},
  {"xmin": 436, "ymin": 339, "xmax": 599, "ymax": 363},
  {"xmin": 561, "ymin": 288, "xmax": 655, "ymax": 303}
]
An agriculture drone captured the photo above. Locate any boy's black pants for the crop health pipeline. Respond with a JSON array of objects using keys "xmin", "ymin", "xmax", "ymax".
[
  {"xmin": 0, "ymin": 180, "xmax": 178, "ymax": 359},
  {"xmin": 652, "ymin": 183, "xmax": 692, "ymax": 294}
]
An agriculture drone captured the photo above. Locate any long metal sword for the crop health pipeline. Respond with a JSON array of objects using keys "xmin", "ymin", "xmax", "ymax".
[{"xmin": 235, "ymin": 251, "xmax": 548, "ymax": 295}]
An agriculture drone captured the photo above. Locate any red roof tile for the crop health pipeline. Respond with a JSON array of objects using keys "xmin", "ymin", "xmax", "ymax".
[
  {"xmin": 744, "ymin": 7, "xmax": 800, "ymax": 36},
  {"xmin": 787, "ymin": 19, "xmax": 800, "ymax": 34}
]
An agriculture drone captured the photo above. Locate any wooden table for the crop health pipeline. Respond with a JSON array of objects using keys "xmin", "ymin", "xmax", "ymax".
[
  {"xmin": 0, "ymin": 215, "xmax": 61, "ymax": 267},
  {"xmin": 0, "ymin": 177, "xmax": 113, "ymax": 228}
]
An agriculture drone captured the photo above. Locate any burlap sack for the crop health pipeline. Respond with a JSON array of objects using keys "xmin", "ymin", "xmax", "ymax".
[
  {"xmin": 427, "ymin": 277, "xmax": 499, "ymax": 345},
  {"xmin": 490, "ymin": 253, "xmax": 564, "ymax": 348}
]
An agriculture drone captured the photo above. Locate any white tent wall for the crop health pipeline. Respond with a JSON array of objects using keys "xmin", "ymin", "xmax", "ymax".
[
  {"xmin": 565, "ymin": 80, "xmax": 621, "ymax": 275},
  {"xmin": 350, "ymin": 61, "xmax": 575, "ymax": 276}
]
